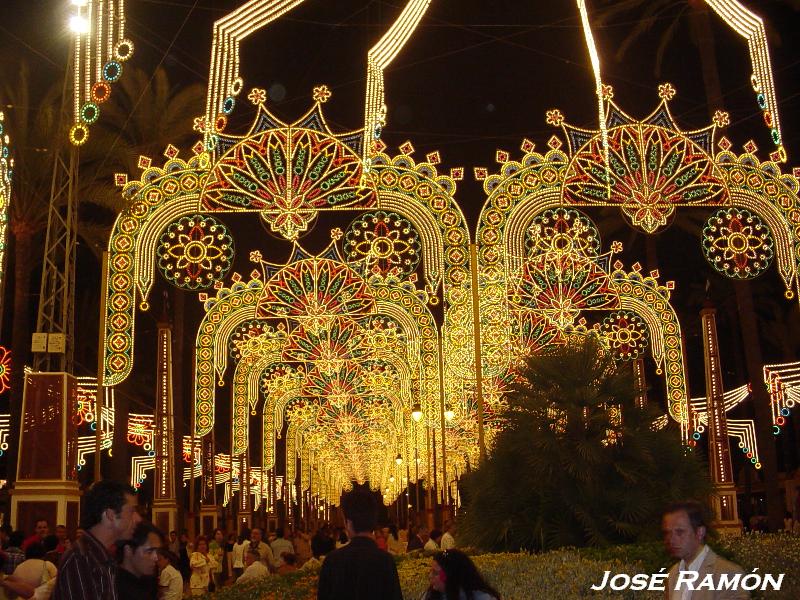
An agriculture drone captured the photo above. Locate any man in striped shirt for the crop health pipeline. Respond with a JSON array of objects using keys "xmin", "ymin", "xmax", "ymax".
[{"xmin": 53, "ymin": 480, "xmax": 141, "ymax": 600}]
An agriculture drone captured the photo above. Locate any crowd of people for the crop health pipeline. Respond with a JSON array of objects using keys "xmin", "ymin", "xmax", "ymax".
[
  {"xmin": 0, "ymin": 480, "xmax": 476, "ymax": 599},
  {"xmin": 0, "ymin": 481, "xmax": 752, "ymax": 600}
]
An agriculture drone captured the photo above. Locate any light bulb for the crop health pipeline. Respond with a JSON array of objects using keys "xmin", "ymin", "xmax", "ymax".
[
  {"xmin": 69, "ymin": 15, "xmax": 89, "ymax": 34},
  {"xmin": 411, "ymin": 402, "xmax": 423, "ymax": 422}
]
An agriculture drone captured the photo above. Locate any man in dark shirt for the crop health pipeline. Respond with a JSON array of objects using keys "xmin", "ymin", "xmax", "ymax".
[
  {"xmin": 116, "ymin": 521, "xmax": 162, "ymax": 600},
  {"xmin": 317, "ymin": 487, "xmax": 402, "ymax": 600},
  {"xmin": 53, "ymin": 480, "xmax": 142, "ymax": 600}
]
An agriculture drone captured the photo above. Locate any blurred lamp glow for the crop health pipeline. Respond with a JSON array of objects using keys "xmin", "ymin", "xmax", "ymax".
[{"xmin": 69, "ymin": 15, "xmax": 89, "ymax": 34}]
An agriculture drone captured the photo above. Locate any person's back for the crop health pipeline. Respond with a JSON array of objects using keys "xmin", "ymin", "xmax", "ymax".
[
  {"xmin": 270, "ymin": 529, "xmax": 293, "ymax": 566},
  {"xmin": 317, "ymin": 488, "xmax": 402, "ymax": 600}
]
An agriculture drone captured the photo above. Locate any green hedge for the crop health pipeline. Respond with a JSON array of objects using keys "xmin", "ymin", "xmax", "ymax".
[{"xmin": 207, "ymin": 534, "xmax": 800, "ymax": 599}]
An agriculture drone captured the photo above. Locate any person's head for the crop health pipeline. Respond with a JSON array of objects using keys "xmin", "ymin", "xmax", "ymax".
[
  {"xmin": 250, "ymin": 528, "xmax": 262, "ymax": 544},
  {"xmin": 82, "ymin": 480, "xmax": 140, "ymax": 541},
  {"xmin": 213, "ymin": 528, "xmax": 224, "ymax": 544},
  {"xmin": 55, "ymin": 525, "xmax": 67, "ymax": 542},
  {"xmin": 430, "ymin": 529, "xmax": 442, "ymax": 544},
  {"xmin": 43, "ymin": 534, "xmax": 59, "ymax": 552},
  {"xmin": 195, "ymin": 536, "xmax": 209, "ymax": 553},
  {"xmin": 24, "ymin": 542, "xmax": 46, "ymax": 560},
  {"xmin": 169, "ymin": 530, "xmax": 177, "ymax": 543},
  {"xmin": 33, "ymin": 519, "xmax": 49, "ymax": 539},
  {"xmin": 429, "ymin": 550, "xmax": 499, "ymax": 598},
  {"xmin": 8, "ymin": 530, "xmax": 24, "ymax": 549},
  {"xmin": 417, "ymin": 526, "xmax": 430, "ymax": 542},
  {"xmin": 118, "ymin": 522, "xmax": 163, "ymax": 578},
  {"xmin": 156, "ymin": 548, "xmax": 177, "ymax": 571},
  {"xmin": 275, "ymin": 527, "xmax": 284, "ymax": 539},
  {"xmin": 244, "ymin": 547, "xmax": 260, "ymax": 566},
  {"xmin": 282, "ymin": 552, "xmax": 296, "ymax": 566},
  {"xmin": 340, "ymin": 488, "xmax": 378, "ymax": 536},
  {"xmin": 388, "ymin": 523, "xmax": 398, "ymax": 540},
  {"xmin": 227, "ymin": 532, "xmax": 236, "ymax": 543},
  {"xmin": 238, "ymin": 526, "xmax": 250, "ymax": 544},
  {"xmin": 179, "ymin": 529, "xmax": 189, "ymax": 543},
  {"xmin": 662, "ymin": 501, "xmax": 708, "ymax": 562}
]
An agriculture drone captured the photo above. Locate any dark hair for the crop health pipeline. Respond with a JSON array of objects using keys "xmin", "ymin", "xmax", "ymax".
[
  {"xmin": 195, "ymin": 535, "xmax": 209, "ymax": 551},
  {"xmin": 0, "ymin": 524, "xmax": 12, "ymax": 537},
  {"xmin": 429, "ymin": 550, "xmax": 501, "ymax": 600},
  {"xmin": 430, "ymin": 529, "xmax": 442, "ymax": 541},
  {"xmin": 157, "ymin": 548, "xmax": 178, "ymax": 565},
  {"xmin": 340, "ymin": 488, "xmax": 378, "ymax": 533},
  {"xmin": 238, "ymin": 526, "xmax": 251, "ymax": 545},
  {"xmin": 212, "ymin": 527, "xmax": 224, "ymax": 540},
  {"xmin": 664, "ymin": 501, "xmax": 708, "ymax": 531},
  {"xmin": 82, "ymin": 480, "xmax": 136, "ymax": 529},
  {"xmin": 34, "ymin": 519, "xmax": 49, "ymax": 528},
  {"xmin": 116, "ymin": 521, "xmax": 164, "ymax": 564},
  {"xmin": 43, "ymin": 534, "xmax": 59, "ymax": 552},
  {"xmin": 338, "ymin": 529, "xmax": 349, "ymax": 544},
  {"xmin": 25, "ymin": 542, "xmax": 46, "ymax": 560},
  {"xmin": 283, "ymin": 552, "xmax": 296, "ymax": 565},
  {"xmin": 9, "ymin": 531, "xmax": 24, "ymax": 548},
  {"xmin": 388, "ymin": 523, "xmax": 399, "ymax": 541},
  {"xmin": 275, "ymin": 527, "xmax": 284, "ymax": 538}
]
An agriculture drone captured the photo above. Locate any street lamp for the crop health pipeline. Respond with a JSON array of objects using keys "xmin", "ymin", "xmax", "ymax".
[
  {"xmin": 69, "ymin": 15, "xmax": 89, "ymax": 34},
  {"xmin": 411, "ymin": 402, "xmax": 423, "ymax": 422},
  {"xmin": 395, "ymin": 453, "xmax": 403, "ymax": 465}
]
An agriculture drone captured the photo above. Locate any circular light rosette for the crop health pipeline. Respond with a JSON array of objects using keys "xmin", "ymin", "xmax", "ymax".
[
  {"xmin": 702, "ymin": 208, "xmax": 773, "ymax": 279},
  {"xmin": 157, "ymin": 215, "xmax": 234, "ymax": 289}
]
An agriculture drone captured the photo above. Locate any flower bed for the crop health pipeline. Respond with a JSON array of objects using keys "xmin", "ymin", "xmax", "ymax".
[{"xmin": 206, "ymin": 534, "xmax": 800, "ymax": 599}]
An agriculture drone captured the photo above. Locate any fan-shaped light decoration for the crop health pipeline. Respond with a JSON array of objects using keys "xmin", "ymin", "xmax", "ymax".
[
  {"xmin": 702, "ymin": 208, "xmax": 774, "ymax": 279},
  {"xmin": 283, "ymin": 316, "xmax": 369, "ymax": 375},
  {"xmin": 257, "ymin": 258, "xmax": 373, "ymax": 322},
  {"xmin": 527, "ymin": 207, "xmax": 600, "ymax": 258},
  {"xmin": 202, "ymin": 108, "xmax": 376, "ymax": 241},
  {"xmin": 344, "ymin": 211, "xmax": 421, "ymax": 278},
  {"xmin": 0, "ymin": 346, "xmax": 10, "ymax": 394},
  {"xmin": 601, "ymin": 311, "xmax": 650, "ymax": 361},
  {"xmin": 157, "ymin": 215, "xmax": 234, "ymax": 289},
  {"xmin": 561, "ymin": 101, "xmax": 726, "ymax": 234},
  {"xmin": 513, "ymin": 253, "xmax": 618, "ymax": 328}
]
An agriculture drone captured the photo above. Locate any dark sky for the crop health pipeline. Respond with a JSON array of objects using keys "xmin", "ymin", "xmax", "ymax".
[{"xmin": 2, "ymin": 1, "xmax": 800, "ymax": 425}]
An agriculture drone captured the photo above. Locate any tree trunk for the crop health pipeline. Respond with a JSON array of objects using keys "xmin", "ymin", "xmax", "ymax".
[
  {"xmin": 7, "ymin": 230, "xmax": 34, "ymax": 483},
  {"xmin": 735, "ymin": 280, "xmax": 783, "ymax": 531}
]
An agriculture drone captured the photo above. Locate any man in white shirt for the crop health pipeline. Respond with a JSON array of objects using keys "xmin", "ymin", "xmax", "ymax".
[
  {"xmin": 237, "ymin": 547, "xmax": 270, "ymax": 584},
  {"xmin": 423, "ymin": 529, "xmax": 441, "ymax": 555},
  {"xmin": 157, "ymin": 549, "xmax": 183, "ymax": 600},
  {"xmin": 270, "ymin": 528, "xmax": 294, "ymax": 567},
  {"xmin": 440, "ymin": 520, "xmax": 456, "ymax": 551},
  {"xmin": 249, "ymin": 528, "xmax": 276, "ymax": 570},
  {"xmin": 662, "ymin": 501, "xmax": 748, "ymax": 600}
]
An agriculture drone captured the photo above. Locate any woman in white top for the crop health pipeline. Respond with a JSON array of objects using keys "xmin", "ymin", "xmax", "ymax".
[
  {"xmin": 420, "ymin": 549, "xmax": 500, "ymax": 600},
  {"xmin": 230, "ymin": 529, "xmax": 249, "ymax": 581},
  {"xmin": 386, "ymin": 524, "xmax": 405, "ymax": 555},
  {"xmin": 189, "ymin": 536, "xmax": 219, "ymax": 596},
  {"xmin": 156, "ymin": 548, "xmax": 184, "ymax": 600}
]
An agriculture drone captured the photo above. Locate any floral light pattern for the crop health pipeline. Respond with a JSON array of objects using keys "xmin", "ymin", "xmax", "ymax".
[
  {"xmin": 702, "ymin": 208, "xmax": 774, "ymax": 279},
  {"xmin": 157, "ymin": 215, "xmax": 234, "ymax": 289}
]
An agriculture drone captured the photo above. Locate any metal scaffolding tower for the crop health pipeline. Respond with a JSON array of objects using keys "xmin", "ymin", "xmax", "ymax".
[{"xmin": 31, "ymin": 61, "xmax": 78, "ymax": 374}]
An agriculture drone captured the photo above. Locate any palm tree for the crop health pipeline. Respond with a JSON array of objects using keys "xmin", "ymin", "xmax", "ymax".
[
  {"xmin": 595, "ymin": 0, "xmax": 785, "ymax": 532},
  {"xmin": 459, "ymin": 335, "xmax": 710, "ymax": 551}
]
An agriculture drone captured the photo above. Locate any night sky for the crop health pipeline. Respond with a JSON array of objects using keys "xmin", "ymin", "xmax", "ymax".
[{"xmin": 1, "ymin": 1, "xmax": 800, "ymax": 468}]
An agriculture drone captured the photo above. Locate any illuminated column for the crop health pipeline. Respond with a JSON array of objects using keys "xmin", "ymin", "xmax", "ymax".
[
  {"xmin": 700, "ymin": 301, "xmax": 740, "ymax": 532},
  {"xmin": 237, "ymin": 452, "xmax": 251, "ymax": 527},
  {"xmin": 632, "ymin": 358, "xmax": 648, "ymax": 408},
  {"xmin": 11, "ymin": 373, "xmax": 80, "ymax": 533},
  {"xmin": 199, "ymin": 433, "xmax": 218, "ymax": 534},
  {"xmin": 152, "ymin": 321, "xmax": 178, "ymax": 534}
]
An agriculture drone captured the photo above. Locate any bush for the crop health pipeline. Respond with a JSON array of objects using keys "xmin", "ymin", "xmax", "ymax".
[
  {"xmin": 459, "ymin": 336, "xmax": 710, "ymax": 551},
  {"xmin": 206, "ymin": 534, "xmax": 800, "ymax": 599}
]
